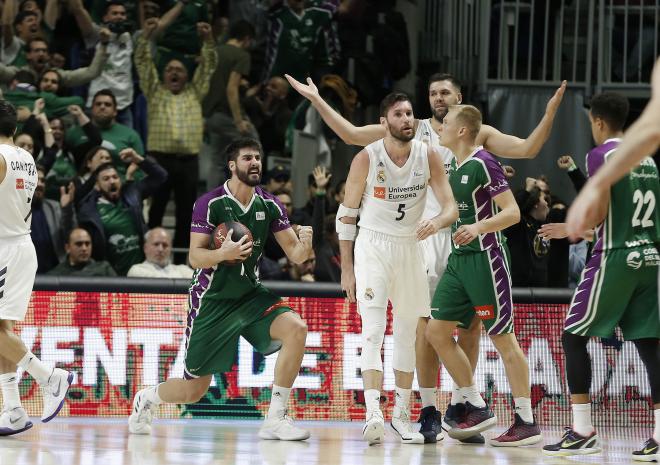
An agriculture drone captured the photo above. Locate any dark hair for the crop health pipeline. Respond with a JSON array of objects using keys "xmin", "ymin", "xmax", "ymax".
[
  {"xmin": 94, "ymin": 162, "xmax": 117, "ymax": 180},
  {"xmin": 515, "ymin": 186, "xmax": 544, "ymax": 216},
  {"xmin": 36, "ymin": 163, "xmax": 47, "ymax": 175},
  {"xmin": 92, "ymin": 88, "xmax": 118, "ymax": 109},
  {"xmin": 379, "ymin": 92, "xmax": 411, "ymax": 117},
  {"xmin": 104, "ymin": 0, "xmax": 126, "ymax": 15},
  {"xmin": 80, "ymin": 145, "xmax": 107, "ymax": 175},
  {"xmin": 428, "ymin": 73, "xmax": 462, "ymax": 92},
  {"xmin": 228, "ymin": 20, "xmax": 256, "ymax": 41},
  {"xmin": 14, "ymin": 69, "xmax": 37, "ymax": 87},
  {"xmin": 225, "ymin": 137, "xmax": 263, "ymax": 164},
  {"xmin": 589, "ymin": 92, "xmax": 629, "ymax": 132},
  {"xmin": 26, "ymin": 38, "xmax": 48, "ymax": 53},
  {"xmin": 272, "ymin": 188, "xmax": 293, "ymax": 198},
  {"xmin": 13, "ymin": 10, "xmax": 37, "ymax": 27},
  {"xmin": 0, "ymin": 100, "xmax": 18, "ymax": 137}
]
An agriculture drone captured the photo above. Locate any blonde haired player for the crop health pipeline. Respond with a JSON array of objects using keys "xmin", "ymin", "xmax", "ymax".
[{"xmin": 337, "ymin": 92, "xmax": 458, "ymax": 444}]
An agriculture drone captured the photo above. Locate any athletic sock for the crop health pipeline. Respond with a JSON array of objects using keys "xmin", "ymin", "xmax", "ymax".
[
  {"xmin": 572, "ymin": 403, "xmax": 594, "ymax": 437},
  {"xmin": 0, "ymin": 373, "xmax": 21, "ymax": 410},
  {"xmin": 393, "ymin": 387, "xmax": 411, "ymax": 417},
  {"xmin": 654, "ymin": 408, "xmax": 660, "ymax": 443},
  {"xmin": 365, "ymin": 389, "xmax": 381, "ymax": 415},
  {"xmin": 267, "ymin": 385, "xmax": 291, "ymax": 419},
  {"xmin": 17, "ymin": 352, "xmax": 51, "ymax": 386},
  {"xmin": 419, "ymin": 387, "xmax": 437, "ymax": 409},
  {"xmin": 460, "ymin": 385, "xmax": 486, "ymax": 408},
  {"xmin": 514, "ymin": 397, "xmax": 534, "ymax": 423},
  {"xmin": 450, "ymin": 382, "xmax": 463, "ymax": 405}
]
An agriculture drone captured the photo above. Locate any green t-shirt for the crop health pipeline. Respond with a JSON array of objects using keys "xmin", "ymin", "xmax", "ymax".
[
  {"xmin": 157, "ymin": 0, "xmax": 208, "ymax": 55},
  {"xmin": 587, "ymin": 138, "xmax": 660, "ymax": 252},
  {"xmin": 65, "ymin": 122, "xmax": 144, "ymax": 178},
  {"xmin": 43, "ymin": 151, "xmax": 77, "ymax": 201},
  {"xmin": 202, "ymin": 43, "xmax": 250, "ymax": 117},
  {"xmin": 189, "ymin": 183, "xmax": 291, "ymax": 301},
  {"xmin": 97, "ymin": 200, "xmax": 144, "ymax": 275},
  {"xmin": 449, "ymin": 147, "xmax": 511, "ymax": 254}
]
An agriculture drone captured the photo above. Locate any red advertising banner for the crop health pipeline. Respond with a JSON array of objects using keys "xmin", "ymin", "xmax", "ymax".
[{"xmin": 15, "ymin": 291, "xmax": 654, "ymax": 428}]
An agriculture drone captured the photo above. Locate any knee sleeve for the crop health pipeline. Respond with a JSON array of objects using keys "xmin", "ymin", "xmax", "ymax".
[
  {"xmin": 633, "ymin": 338, "xmax": 660, "ymax": 404},
  {"xmin": 392, "ymin": 316, "xmax": 418, "ymax": 373},
  {"xmin": 359, "ymin": 305, "xmax": 386, "ymax": 372},
  {"xmin": 562, "ymin": 331, "xmax": 591, "ymax": 395}
]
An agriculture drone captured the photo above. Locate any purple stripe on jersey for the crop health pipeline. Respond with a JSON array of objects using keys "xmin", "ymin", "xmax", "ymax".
[
  {"xmin": 475, "ymin": 150, "xmax": 510, "ymax": 199},
  {"xmin": 255, "ymin": 186, "xmax": 292, "ymax": 233},
  {"xmin": 586, "ymin": 140, "xmax": 619, "ymax": 178},
  {"xmin": 487, "ymin": 247, "xmax": 514, "ymax": 335},
  {"xmin": 565, "ymin": 249, "xmax": 604, "ymax": 328},
  {"xmin": 190, "ymin": 185, "xmax": 228, "ymax": 234}
]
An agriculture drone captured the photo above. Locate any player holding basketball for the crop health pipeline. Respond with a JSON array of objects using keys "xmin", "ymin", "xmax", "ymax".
[
  {"xmin": 542, "ymin": 91, "xmax": 660, "ymax": 460},
  {"xmin": 425, "ymin": 104, "xmax": 542, "ymax": 446},
  {"xmin": 129, "ymin": 138, "xmax": 314, "ymax": 441},
  {"xmin": 338, "ymin": 92, "xmax": 458, "ymax": 444},
  {"xmin": 0, "ymin": 100, "xmax": 73, "ymax": 435}
]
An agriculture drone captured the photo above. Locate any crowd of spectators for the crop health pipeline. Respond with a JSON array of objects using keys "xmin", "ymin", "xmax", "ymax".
[{"xmin": 4, "ymin": 0, "xmax": 592, "ymax": 287}]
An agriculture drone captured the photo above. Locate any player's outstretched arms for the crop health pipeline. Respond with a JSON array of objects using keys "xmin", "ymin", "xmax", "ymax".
[
  {"xmin": 284, "ymin": 74, "xmax": 385, "ymax": 146},
  {"xmin": 275, "ymin": 225, "xmax": 314, "ymax": 265},
  {"xmin": 188, "ymin": 231, "xmax": 252, "ymax": 269},
  {"xmin": 477, "ymin": 80, "xmax": 567, "ymax": 159},
  {"xmin": 417, "ymin": 146, "xmax": 458, "ymax": 240}
]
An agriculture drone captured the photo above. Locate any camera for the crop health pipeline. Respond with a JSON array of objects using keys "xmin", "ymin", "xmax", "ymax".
[{"xmin": 106, "ymin": 20, "xmax": 133, "ymax": 35}]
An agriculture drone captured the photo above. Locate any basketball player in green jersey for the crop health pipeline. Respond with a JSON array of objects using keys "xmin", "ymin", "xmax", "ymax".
[
  {"xmin": 129, "ymin": 138, "xmax": 315, "ymax": 441},
  {"xmin": 542, "ymin": 91, "xmax": 660, "ymax": 461},
  {"xmin": 425, "ymin": 104, "xmax": 542, "ymax": 447}
]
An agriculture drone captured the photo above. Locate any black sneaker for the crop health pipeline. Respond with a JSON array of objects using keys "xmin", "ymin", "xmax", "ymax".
[
  {"xmin": 418, "ymin": 406, "xmax": 444, "ymax": 443},
  {"xmin": 445, "ymin": 402, "xmax": 496, "ymax": 440},
  {"xmin": 442, "ymin": 403, "xmax": 485, "ymax": 444},
  {"xmin": 632, "ymin": 438, "xmax": 659, "ymax": 462},
  {"xmin": 542, "ymin": 427, "xmax": 600, "ymax": 456}
]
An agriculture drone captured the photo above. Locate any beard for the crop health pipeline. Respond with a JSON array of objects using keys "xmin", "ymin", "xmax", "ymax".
[
  {"xmin": 389, "ymin": 126, "xmax": 414, "ymax": 143},
  {"xmin": 94, "ymin": 115, "xmax": 114, "ymax": 128},
  {"xmin": 236, "ymin": 167, "xmax": 261, "ymax": 187},
  {"xmin": 432, "ymin": 106, "xmax": 448, "ymax": 122}
]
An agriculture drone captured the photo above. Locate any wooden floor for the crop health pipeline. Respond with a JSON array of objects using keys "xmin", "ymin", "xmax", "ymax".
[{"xmin": 0, "ymin": 418, "xmax": 650, "ymax": 465}]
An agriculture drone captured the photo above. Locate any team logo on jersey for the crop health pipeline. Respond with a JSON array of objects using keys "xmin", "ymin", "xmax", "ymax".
[
  {"xmin": 256, "ymin": 211, "xmax": 265, "ymax": 220},
  {"xmin": 488, "ymin": 179, "xmax": 509, "ymax": 193},
  {"xmin": 15, "ymin": 178, "xmax": 24, "ymax": 189},
  {"xmin": 374, "ymin": 187, "xmax": 386, "ymax": 199},
  {"xmin": 377, "ymin": 170, "xmax": 386, "ymax": 183},
  {"xmin": 364, "ymin": 288, "xmax": 374, "ymax": 301},
  {"xmin": 626, "ymin": 251, "xmax": 643, "ymax": 269},
  {"xmin": 377, "ymin": 161, "xmax": 385, "ymax": 167},
  {"xmin": 461, "ymin": 175, "xmax": 469, "ymax": 184},
  {"xmin": 474, "ymin": 305, "xmax": 495, "ymax": 320}
]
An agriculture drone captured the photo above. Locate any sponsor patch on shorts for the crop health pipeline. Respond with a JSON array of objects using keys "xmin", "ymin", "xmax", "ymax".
[{"xmin": 475, "ymin": 305, "xmax": 495, "ymax": 320}]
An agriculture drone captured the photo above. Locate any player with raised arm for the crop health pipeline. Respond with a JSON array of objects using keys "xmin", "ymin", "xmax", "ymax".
[
  {"xmin": 129, "ymin": 138, "xmax": 314, "ymax": 441},
  {"xmin": 337, "ymin": 92, "xmax": 458, "ymax": 445},
  {"xmin": 287, "ymin": 72, "xmax": 566, "ymax": 443}
]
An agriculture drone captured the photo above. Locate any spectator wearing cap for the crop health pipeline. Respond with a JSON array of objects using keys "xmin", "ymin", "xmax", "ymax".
[
  {"xmin": 263, "ymin": 165, "xmax": 290, "ymax": 193},
  {"xmin": 504, "ymin": 185, "xmax": 550, "ymax": 287},
  {"xmin": 48, "ymin": 228, "xmax": 117, "ymax": 277},
  {"xmin": 127, "ymin": 227, "xmax": 194, "ymax": 278}
]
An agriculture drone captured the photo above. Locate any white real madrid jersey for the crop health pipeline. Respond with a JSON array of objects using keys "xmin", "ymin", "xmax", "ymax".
[
  {"xmin": 358, "ymin": 139, "xmax": 430, "ymax": 236},
  {"xmin": 414, "ymin": 118, "xmax": 455, "ymax": 221},
  {"xmin": 0, "ymin": 144, "xmax": 37, "ymax": 239}
]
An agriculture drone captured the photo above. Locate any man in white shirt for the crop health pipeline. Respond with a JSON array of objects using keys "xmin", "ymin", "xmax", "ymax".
[{"xmin": 127, "ymin": 227, "xmax": 193, "ymax": 278}]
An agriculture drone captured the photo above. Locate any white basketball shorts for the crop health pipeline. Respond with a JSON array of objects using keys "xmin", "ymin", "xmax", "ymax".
[{"xmin": 0, "ymin": 236, "xmax": 38, "ymax": 321}]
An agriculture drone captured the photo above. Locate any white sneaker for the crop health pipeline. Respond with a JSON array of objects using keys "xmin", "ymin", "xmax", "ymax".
[
  {"xmin": 362, "ymin": 410, "xmax": 385, "ymax": 445},
  {"xmin": 128, "ymin": 388, "xmax": 158, "ymax": 435},
  {"xmin": 258, "ymin": 411, "xmax": 310, "ymax": 441},
  {"xmin": 391, "ymin": 409, "xmax": 425, "ymax": 444},
  {"xmin": 0, "ymin": 407, "xmax": 33, "ymax": 436},
  {"xmin": 41, "ymin": 368, "xmax": 73, "ymax": 422}
]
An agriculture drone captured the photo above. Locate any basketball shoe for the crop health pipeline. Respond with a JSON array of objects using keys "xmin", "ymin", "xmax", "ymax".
[
  {"xmin": 363, "ymin": 409, "xmax": 385, "ymax": 445},
  {"xmin": 632, "ymin": 438, "xmax": 659, "ymax": 462},
  {"xmin": 258, "ymin": 410, "xmax": 310, "ymax": 441},
  {"xmin": 489, "ymin": 413, "xmax": 542, "ymax": 447},
  {"xmin": 128, "ymin": 387, "xmax": 158, "ymax": 435},
  {"xmin": 542, "ymin": 428, "xmax": 601, "ymax": 456},
  {"xmin": 445, "ymin": 402, "xmax": 496, "ymax": 440},
  {"xmin": 442, "ymin": 403, "xmax": 485, "ymax": 444},
  {"xmin": 391, "ymin": 407, "xmax": 425, "ymax": 444},
  {"xmin": 0, "ymin": 407, "xmax": 33, "ymax": 436},
  {"xmin": 41, "ymin": 368, "xmax": 74, "ymax": 422},
  {"xmin": 418, "ymin": 406, "xmax": 444, "ymax": 443}
]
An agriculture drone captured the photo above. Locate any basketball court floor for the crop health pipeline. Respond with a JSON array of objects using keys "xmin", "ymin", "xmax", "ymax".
[{"xmin": 0, "ymin": 418, "xmax": 649, "ymax": 465}]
